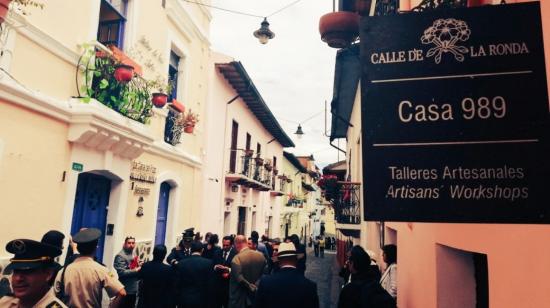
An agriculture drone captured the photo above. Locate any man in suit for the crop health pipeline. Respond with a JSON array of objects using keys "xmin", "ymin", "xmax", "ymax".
[
  {"xmin": 176, "ymin": 241, "xmax": 215, "ymax": 308},
  {"xmin": 254, "ymin": 242, "xmax": 319, "ymax": 308},
  {"xmin": 137, "ymin": 244, "xmax": 177, "ymax": 308},
  {"xmin": 229, "ymin": 235, "xmax": 266, "ymax": 308},
  {"xmin": 287, "ymin": 234, "xmax": 307, "ymax": 275},
  {"xmin": 214, "ymin": 236, "xmax": 237, "ymax": 307}
]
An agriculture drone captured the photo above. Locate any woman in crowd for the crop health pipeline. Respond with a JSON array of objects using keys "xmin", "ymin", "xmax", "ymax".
[{"xmin": 380, "ymin": 244, "xmax": 397, "ymax": 299}]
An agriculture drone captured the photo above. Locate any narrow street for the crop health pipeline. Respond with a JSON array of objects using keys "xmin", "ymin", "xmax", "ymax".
[{"xmin": 304, "ymin": 247, "xmax": 342, "ymax": 308}]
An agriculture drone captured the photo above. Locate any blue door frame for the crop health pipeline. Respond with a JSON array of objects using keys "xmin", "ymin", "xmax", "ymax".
[
  {"xmin": 71, "ymin": 173, "xmax": 111, "ymax": 261},
  {"xmin": 155, "ymin": 182, "xmax": 171, "ymax": 246}
]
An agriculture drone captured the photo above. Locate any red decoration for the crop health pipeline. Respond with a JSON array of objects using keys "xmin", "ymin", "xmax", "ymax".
[
  {"xmin": 319, "ymin": 11, "xmax": 360, "ymax": 48},
  {"xmin": 113, "ymin": 64, "xmax": 134, "ymax": 83},
  {"xmin": 129, "ymin": 256, "xmax": 139, "ymax": 269},
  {"xmin": 152, "ymin": 93, "xmax": 168, "ymax": 108},
  {"xmin": 184, "ymin": 125, "xmax": 195, "ymax": 134}
]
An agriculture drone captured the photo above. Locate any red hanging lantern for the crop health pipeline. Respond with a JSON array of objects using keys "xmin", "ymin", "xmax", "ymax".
[{"xmin": 113, "ymin": 64, "xmax": 134, "ymax": 83}]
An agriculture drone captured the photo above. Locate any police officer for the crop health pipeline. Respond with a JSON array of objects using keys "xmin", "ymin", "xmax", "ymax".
[
  {"xmin": 167, "ymin": 228, "xmax": 195, "ymax": 265},
  {"xmin": 54, "ymin": 228, "xmax": 126, "ymax": 308},
  {"xmin": 0, "ymin": 238, "xmax": 67, "ymax": 307}
]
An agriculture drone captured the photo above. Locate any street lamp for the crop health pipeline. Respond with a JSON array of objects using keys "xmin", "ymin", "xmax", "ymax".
[
  {"xmin": 294, "ymin": 124, "xmax": 304, "ymax": 139},
  {"xmin": 253, "ymin": 18, "xmax": 275, "ymax": 44}
]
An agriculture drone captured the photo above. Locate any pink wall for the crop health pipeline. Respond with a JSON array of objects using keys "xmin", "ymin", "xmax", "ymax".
[{"xmin": 368, "ymin": 1, "xmax": 550, "ymax": 307}]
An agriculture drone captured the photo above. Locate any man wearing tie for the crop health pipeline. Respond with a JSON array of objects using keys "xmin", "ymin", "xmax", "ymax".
[
  {"xmin": 167, "ymin": 228, "xmax": 195, "ymax": 265},
  {"xmin": 214, "ymin": 236, "xmax": 237, "ymax": 308}
]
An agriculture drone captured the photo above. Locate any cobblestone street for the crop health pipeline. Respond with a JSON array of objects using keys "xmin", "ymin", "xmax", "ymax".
[{"xmin": 304, "ymin": 248, "xmax": 342, "ymax": 308}]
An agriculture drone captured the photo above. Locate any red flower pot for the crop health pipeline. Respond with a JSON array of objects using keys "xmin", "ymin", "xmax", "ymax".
[
  {"xmin": 0, "ymin": 0, "xmax": 11, "ymax": 24},
  {"xmin": 113, "ymin": 64, "xmax": 134, "ymax": 83},
  {"xmin": 152, "ymin": 93, "xmax": 168, "ymax": 108},
  {"xmin": 319, "ymin": 11, "xmax": 360, "ymax": 49},
  {"xmin": 184, "ymin": 125, "xmax": 195, "ymax": 133}
]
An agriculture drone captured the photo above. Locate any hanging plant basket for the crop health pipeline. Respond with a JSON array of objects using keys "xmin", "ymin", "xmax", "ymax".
[
  {"xmin": 319, "ymin": 11, "xmax": 360, "ymax": 48},
  {"xmin": 265, "ymin": 165, "xmax": 273, "ymax": 171},
  {"xmin": 151, "ymin": 93, "xmax": 168, "ymax": 108},
  {"xmin": 245, "ymin": 149, "xmax": 254, "ymax": 157},
  {"xmin": 255, "ymin": 157, "xmax": 264, "ymax": 166},
  {"xmin": 0, "ymin": 0, "xmax": 11, "ymax": 24},
  {"xmin": 273, "ymin": 169, "xmax": 279, "ymax": 175},
  {"xmin": 113, "ymin": 64, "xmax": 135, "ymax": 83},
  {"xmin": 184, "ymin": 125, "xmax": 195, "ymax": 133}
]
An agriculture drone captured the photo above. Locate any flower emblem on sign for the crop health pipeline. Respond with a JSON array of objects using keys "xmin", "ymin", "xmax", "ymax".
[{"xmin": 421, "ymin": 18, "xmax": 471, "ymax": 64}]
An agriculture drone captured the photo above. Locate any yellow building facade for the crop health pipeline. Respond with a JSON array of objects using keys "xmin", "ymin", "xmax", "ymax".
[{"xmin": 0, "ymin": 0, "xmax": 211, "ymax": 268}]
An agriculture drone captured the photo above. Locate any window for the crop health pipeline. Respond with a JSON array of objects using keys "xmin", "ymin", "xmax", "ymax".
[
  {"xmin": 168, "ymin": 51, "xmax": 180, "ymax": 101},
  {"xmin": 97, "ymin": 0, "xmax": 128, "ymax": 49},
  {"xmin": 246, "ymin": 133, "xmax": 251, "ymax": 151},
  {"xmin": 256, "ymin": 143, "xmax": 261, "ymax": 157}
]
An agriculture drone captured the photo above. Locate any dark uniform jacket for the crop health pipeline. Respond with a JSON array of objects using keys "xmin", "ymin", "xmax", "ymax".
[
  {"xmin": 254, "ymin": 267, "xmax": 319, "ymax": 308},
  {"xmin": 176, "ymin": 254, "xmax": 215, "ymax": 308},
  {"xmin": 167, "ymin": 247, "xmax": 191, "ymax": 265},
  {"xmin": 137, "ymin": 259, "xmax": 177, "ymax": 308},
  {"xmin": 214, "ymin": 248, "xmax": 237, "ymax": 307}
]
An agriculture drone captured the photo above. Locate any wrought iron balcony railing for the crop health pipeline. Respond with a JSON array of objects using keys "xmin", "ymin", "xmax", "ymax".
[{"xmin": 334, "ymin": 182, "xmax": 361, "ymax": 224}]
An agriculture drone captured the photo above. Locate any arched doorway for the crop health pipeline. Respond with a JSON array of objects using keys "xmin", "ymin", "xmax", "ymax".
[
  {"xmin": 71, "ymin": 173, "xmax": 111, "ymax": 261},
  {"xmin": 155, "ymin": 182, "xmax": 171, "ymax": 245}
]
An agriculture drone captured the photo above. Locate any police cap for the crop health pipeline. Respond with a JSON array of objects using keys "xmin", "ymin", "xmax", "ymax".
[
  {"xmin": 3, "ymin": 239, "xmax": 61, "ymax": 274},
  {"xmin": 72, "ymin": 228, "xmax": 102, "ymax": 244}
]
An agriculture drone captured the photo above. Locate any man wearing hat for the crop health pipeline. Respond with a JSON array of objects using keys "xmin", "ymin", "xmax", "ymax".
[
  {"xmin": 167, "ymin": 228, "xmax": 194, "ymax": 265},
  {"xmin": 253, "ymin": 242, "xmax": 319, "ymax": 308},
  {"xmin": 0, "ymin": 239, "xmax": 67, "ymax": 307},
  {"xmin": 54, "ymin": 228, "xmax": 126, "ymax": 308}
]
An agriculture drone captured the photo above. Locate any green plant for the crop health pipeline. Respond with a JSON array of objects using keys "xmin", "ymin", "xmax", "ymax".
[
  {"xmin": 78, "ymin": 44, "xmax": 153, "ymax": 124},
  {"xmin": 148, "ymin": 76, "xmax": 173, "ymax": 94}
]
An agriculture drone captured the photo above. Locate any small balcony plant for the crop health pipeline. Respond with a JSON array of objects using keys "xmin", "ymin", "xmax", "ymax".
[
  {"xmin": 148, "ymin": 76, "xmax": 173, "ymax": 108},
  {"xmin": 182, "ymin": 109, "xmax": 199, "ymax": 133},
  {"xmin": 317, "ymin": 174, "xmax": 340, "ymax": 202}
]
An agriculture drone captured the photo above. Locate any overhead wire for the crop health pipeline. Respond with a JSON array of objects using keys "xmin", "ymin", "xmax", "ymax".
[{"xmin": 182, "ymin": 0, "xmax": 304, "ymax": 19}]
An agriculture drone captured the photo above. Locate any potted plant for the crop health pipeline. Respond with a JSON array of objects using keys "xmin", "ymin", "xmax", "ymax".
[
  {"xmin": 255, "ymin": 154, "xmax": 264, "ymax": 166},
  {"xmin": 113, "ymin": 64, "xmax": 135, "ymax": 83},
  {"xmin": 273, "ymin": 168, "xmax": 279, "ymax": 176},
  {"xmin": 183, "ymin": 109, "xmax": 199, "ymax": 133},
  {"xmin": 264, "ymin": 159, "xmax": 272, "ymax": 171},
  {"xmin": 319, "ymin": 11, "xmax": 360, "ymax": 48},
  {"xmin": 148, "ymin": 77, "xmax": 172, "ymax": 108},
  {"xmin": 1, "ymin": 0, "xmax": 44, "ymax": 24},
  {"xmin": 244, "ymin": 149, "xmax": 254, "ymax": 157}
]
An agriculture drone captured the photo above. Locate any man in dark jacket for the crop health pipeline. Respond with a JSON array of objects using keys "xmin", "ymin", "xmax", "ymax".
[
  {"xmin": 214, "ymin": 236, "xmax": 237, "ymax": 307},
  {"xmin": 254, "ymin": 242, "xmax": 319, "ymax": 308},
  {"xmin": 138, "ymin": 244, "xmax": 176, "ymax": 308},
  {"xmin": 167, "ymin": 228, "xmax": 195, "ymax": 265},
  {"xmin": 176, "ymin": 241, "xmax": 215, "ymax": 308}
]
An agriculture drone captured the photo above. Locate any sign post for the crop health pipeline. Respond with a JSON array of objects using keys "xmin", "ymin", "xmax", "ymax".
[{"xmin": 361, "ymin": 3, "xmax": 550, "ymax": 223}]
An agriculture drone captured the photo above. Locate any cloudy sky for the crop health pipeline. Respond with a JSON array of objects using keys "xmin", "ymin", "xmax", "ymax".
[{"xmin": 209, "ymin": 0, "xmax": 346, "ymax": 168}]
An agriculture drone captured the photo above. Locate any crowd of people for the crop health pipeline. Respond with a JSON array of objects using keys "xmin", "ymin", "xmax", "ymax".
[
  {"xmin": 0, "ymin": 228, "xmax": 397, "ymax": 308},
  {"xmin": 0, "ymin": 228, "xmax": 317, "ymax": 308}
]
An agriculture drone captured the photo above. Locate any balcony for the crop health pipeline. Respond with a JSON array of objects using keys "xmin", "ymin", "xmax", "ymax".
[
  {"xmin": 226, "ymin": 152, "xmax": 272, "ymax": 191},
  {"xmin": 334, "ymin": 182, "xmax": 361, "ymax": 224}
]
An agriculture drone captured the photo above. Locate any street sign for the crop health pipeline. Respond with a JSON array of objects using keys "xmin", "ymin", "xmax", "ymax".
[
  {"xmin": 361, "ymin": 3, "xmax": 550, "ymax": 223},
  {"xmin": 72, "ymin": 162, "xmax": 83, "ymax": 172}
]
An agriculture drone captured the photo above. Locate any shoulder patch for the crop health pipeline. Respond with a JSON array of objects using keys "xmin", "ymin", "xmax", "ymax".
[{"xmin": 45, "ymin": 301, "xmax": 64, "ymax": 308}]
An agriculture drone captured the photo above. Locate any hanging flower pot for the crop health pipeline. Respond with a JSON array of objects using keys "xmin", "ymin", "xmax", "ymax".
[
  {"xmin": 245, "ymin": 149, "xmax": 254, "ymax": 157},
  {"xmin": 0, "ymin": 0, "xmax": 11, "ymax": 24},
  {"xmin": 184, "ymin": 125, "xmax": 195, "ymax": 134},
  {"xmin": 151, "ymin": 93, "xmax": 168, "ymax": 108},
  {"xmin": 255, "ymin": 157, "xmax": 264, "ymax": 166},
  {"xmin": 113, "ymin": 64, "xmax": 134, "ymax": 83},
  {"xmin": 319, "ymin": 11, "xmax": 360, "ymax": 48},
  {"xmin": 273, "ymin": 169, "xmax": 279, "ymax": 176}
]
